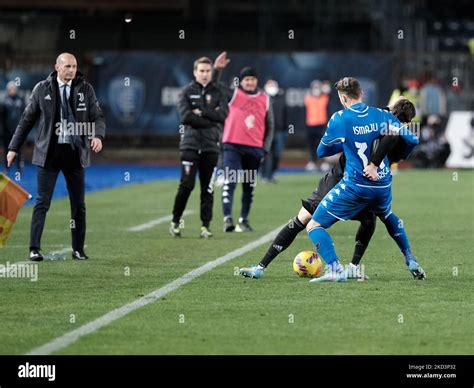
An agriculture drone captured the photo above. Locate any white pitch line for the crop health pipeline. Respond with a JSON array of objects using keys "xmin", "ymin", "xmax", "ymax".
[
  {"xmin": 25, "ymin": 225, "xmax": 284, "ymax": 355},
  {"xmin": 127, "ymin": 210, "xmax": 194, "ymax": 232}
]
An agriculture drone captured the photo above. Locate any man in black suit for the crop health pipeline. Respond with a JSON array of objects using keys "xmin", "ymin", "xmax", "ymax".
[{"xmin": 7, "ymin": 53, "xmax": 106, "ymax": 261}]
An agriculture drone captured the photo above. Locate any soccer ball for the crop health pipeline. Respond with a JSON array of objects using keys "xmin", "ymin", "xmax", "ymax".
[{"xmin": 293, "ymin": 251, "xmax": 323, "ymax": 278}]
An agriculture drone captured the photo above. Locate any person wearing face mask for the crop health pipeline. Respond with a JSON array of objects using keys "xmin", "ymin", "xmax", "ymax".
[
  {"xmin": 304, "ymin": 80, "xmax": 330, "ymax": 171},
  {"xmin": 260, "ymin": 79, "xmax": 287, "ymax": 183},
  {"xmin": 321, "ymin": 80, "xmax": 332, "ymax": 96}
]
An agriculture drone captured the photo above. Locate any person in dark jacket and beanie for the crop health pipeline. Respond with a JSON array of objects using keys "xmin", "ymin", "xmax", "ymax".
[
  {"xmin": 7, "ymin": 53, "xmax": 106, "ymax": 261},
  {"xmin": 170, "ymin": 56, "xmax": 229, "ymax": 238}
]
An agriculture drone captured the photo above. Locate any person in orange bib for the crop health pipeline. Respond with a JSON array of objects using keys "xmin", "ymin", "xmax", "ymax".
[{"xmin": 304, "ymin": 80, "xmax": 330, "ymax": 171}]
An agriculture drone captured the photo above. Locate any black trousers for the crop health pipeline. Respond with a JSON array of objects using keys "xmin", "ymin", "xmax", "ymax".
[
  {"xmin": 306, "ymin": 124, "xmax": 325, "ymax": 162},
  {"xmin": 30, "ymin": 145, "xmax": 86, "ymax": 252},
  {"xmin": 172, "ymin": 150, "xmax": 219, "ymax": 228}
]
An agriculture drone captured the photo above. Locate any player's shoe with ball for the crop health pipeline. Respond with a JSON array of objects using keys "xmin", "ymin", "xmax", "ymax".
[
  {"xmin": 240, "ymin": 265, "xmax": 265, "ymax": 279},
  {"xmin": 407, "ymin": 260, "xmax": 426, "ymax": 280}
]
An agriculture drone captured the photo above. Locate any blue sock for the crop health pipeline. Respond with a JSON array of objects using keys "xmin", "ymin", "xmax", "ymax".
[
  {"xmin": 308, "ymin": 226, "xmax": 342, "ymax": 271},
  {"xmin": 383, "ymin": 213, "xmax": 415, "ymax": 264}
]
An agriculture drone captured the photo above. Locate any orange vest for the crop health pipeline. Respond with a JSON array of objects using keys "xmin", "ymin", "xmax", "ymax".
[{"xmin": 304, "ymin": 94, "xmax": 329, "ymax": 126}]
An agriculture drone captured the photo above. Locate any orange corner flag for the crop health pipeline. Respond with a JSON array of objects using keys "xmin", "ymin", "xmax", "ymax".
[{"xmin": 0, "ymin": 173, "xmax": 31, "ymax": 248}]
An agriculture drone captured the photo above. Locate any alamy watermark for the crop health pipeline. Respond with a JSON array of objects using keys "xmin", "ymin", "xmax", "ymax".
[
  {"xmin": 55, "ymin": 120, "xmax": 95, "ymax": 139},
  {"xmin": 0, "ymin": 262, "xmax": 38, "ymax": 282},
  {"xmin": 215, "ymin": 167, "xmax": 258, "ymax": 185}
]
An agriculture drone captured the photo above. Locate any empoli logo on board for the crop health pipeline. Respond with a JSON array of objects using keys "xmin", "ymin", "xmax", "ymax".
[{"xmin": 108, "ymin": 76, "xmax": 145, "ymax": 125}]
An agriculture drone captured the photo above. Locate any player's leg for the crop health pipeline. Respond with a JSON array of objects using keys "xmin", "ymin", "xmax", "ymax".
[
  {"xmin": 344, "ymin": 211, "xmax": 377, "ymax": 279},
  {"xmin": 222, "ymin": 143, "xmax": 242, "ymax": 232},
  {"xmin": 372, "ymin": 187, "xmax": 426, "ymax": 279},
  {"xmin": 260, "ymin": 207, "xmax": 311, "ymax": 267},
  {"xmin": 171, "ymin": 150, "xmax": 199, "ymax": 237},
  {"xmin": 239, "ymin": 173, "xmax": 338, "ymax": 279},
  {"xmin": 198, "ymin": 152, "xmax": 219, "ymax": 238},
  {"xmin": 306, "ymin": 217, "xmax": 345, "ymax": 282},
  {"xmin": 380, "ymin": 212, "xmax": 426, "ymax": 279},
  {"xmin": 239, "ymin": 207, "xmax": 311, "ymax": 279},
  {"xmin": 307, "ymin": 182, "xmax": 370, "ymax": 283},
  {"xmin": 236, "ymin": 146, "xmax": 263, "ymax": 232}
]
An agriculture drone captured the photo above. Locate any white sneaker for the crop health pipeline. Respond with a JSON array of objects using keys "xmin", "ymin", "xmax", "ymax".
[
  {"xmin": 345, "ymin": 263, "xmax": 369, "ymax": 280},
  {"xmin": 309, "ymin": 269, "xmax": 347, "ymax": 283}
]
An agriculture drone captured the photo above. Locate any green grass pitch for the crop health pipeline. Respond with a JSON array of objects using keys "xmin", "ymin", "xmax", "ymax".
[{"xmin": 0, "ymin": 170, "xmax": 473, "ymax": 354}]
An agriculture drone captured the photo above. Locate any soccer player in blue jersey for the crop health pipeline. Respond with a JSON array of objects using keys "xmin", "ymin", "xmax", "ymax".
[
  {"xmin": 239, "ymin": 97, "xmax": 422, "ymax": 281},
  {"xmin": 307, "ymin": 77, "xmax": 425, "ymax": 283}
]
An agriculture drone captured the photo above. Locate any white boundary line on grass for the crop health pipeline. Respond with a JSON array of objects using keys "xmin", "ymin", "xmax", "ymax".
[
  {"xmin": 127, "ymin": 210, "xmax": 194, "ymax": 232},
  {"xmin": 25, "ymin": 225, "xmax": 283, "ymax": 355}
]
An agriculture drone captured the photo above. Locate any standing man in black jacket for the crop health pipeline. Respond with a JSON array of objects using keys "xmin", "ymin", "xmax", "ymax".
[
  {"xmin": 170, "ymin": 56, "xmax": 229, "ymax": 238},
  {"xmin": 7, "ymin": 53, "xmax": 106, "ymax": 261}
]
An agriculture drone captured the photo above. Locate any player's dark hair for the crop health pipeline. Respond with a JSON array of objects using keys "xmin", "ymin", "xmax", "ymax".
[
  {"xmin": 194, "ymin": 56, "xmax": 212, "ymax": 70},
  {"xmin": 392, "ymin": 99, "xmax": 416, "ymax": 123},
  {"xmin": 334, "ymin": 77, "xmax": 362, "ymax": 99}
]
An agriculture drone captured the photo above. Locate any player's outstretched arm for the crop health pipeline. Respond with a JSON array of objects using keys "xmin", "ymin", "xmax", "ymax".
[
  {"xmin": 317, "ymin": 112, "xmax": 345, "ymax": 158},
  {"xmin": 317, "ymin": 141, "xmax": 343, "ymax": 158}
]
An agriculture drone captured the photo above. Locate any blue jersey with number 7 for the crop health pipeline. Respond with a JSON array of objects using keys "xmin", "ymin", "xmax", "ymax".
[{"xmin": 317, "ymin": 102, "xmax": 404, "ymax": 187}]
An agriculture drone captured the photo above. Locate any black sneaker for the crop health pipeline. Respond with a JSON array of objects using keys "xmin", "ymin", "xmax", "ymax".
[
  {"xmin": 29, "ymin": 249, "xmax": 43, "ymax": 262},
  {"xmin": 235, "ymin": 218, "xmax": 253, "ymax": 232},
  {"xmin": 223, "ymin": 217, "xmax": 235, "ymax": 232},
  {"xmin": 72, "ymin": 251, "xmax": 89, "ymax": 260}
]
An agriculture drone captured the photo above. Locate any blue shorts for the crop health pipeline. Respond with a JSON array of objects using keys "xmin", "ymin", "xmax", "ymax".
[{"xmin": 312, "ymin": 180, "xmax": 392, "ymax": 228}]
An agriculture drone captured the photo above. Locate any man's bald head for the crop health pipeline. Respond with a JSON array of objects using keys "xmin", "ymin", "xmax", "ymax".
[
  {"xmin": 56, "ymin": 53, "xmax": 76, "ymax": 65},
  {"xmin": 55, "ymin": 53, "xmax": 77, "ymax": 82}
]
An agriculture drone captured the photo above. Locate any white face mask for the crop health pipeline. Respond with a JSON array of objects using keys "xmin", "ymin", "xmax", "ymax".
[
  {"xmin": 312, "ymin": 88, "xmax": 321, "ymax": 96},
  {"xmin": 265, "ymin": 85, "xmax": 279, "ymax": 97},
  {"xmin": 321, "ymin": 85, "xmax": 331, "ymax": 94}
]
